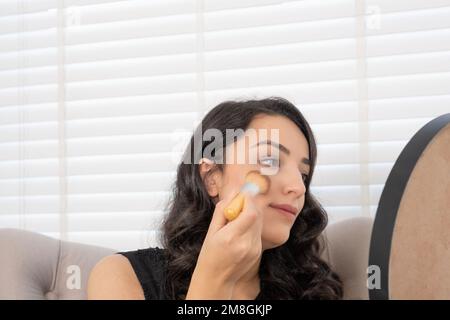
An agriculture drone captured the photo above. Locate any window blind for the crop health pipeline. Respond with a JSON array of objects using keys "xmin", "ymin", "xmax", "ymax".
[{"xmin": 1, "ymin": 0, "xmax": 449, "ymax": 251}]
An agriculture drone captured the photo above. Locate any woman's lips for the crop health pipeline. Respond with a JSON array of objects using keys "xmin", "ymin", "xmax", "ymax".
[{"xmin": 269, "ymin": 203, "xmax": 298, "ymax": 217}]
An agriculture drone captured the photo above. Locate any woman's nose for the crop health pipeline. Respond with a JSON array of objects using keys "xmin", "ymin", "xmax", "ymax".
[{"xmin": 280, "ymin": 167, "xmax": 306, "ymax": 197}]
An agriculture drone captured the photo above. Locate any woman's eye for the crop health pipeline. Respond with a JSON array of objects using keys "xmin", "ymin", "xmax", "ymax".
[{"xmin": 258, "ymin": 158, "xmax": 279, "ymax": 167}]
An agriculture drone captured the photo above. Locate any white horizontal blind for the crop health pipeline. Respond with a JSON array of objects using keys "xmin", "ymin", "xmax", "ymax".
[
  {"xmin": 0, "ymin": 1, "xmax": 61, "ymax": 241},
  {"xmin": 1, "ymin": 0, "xmax": 449, "ymax": 251}
]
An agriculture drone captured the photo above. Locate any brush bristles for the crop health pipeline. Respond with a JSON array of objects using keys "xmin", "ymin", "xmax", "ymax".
[{"xmin": 245, "ymin": 170, "xmax": 270, "ymax": 194}]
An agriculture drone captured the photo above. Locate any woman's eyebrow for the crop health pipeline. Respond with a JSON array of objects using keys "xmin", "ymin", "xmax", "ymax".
[{"xmin": 252, "ymin": 140, "xmax": 310, "ymax": 166}]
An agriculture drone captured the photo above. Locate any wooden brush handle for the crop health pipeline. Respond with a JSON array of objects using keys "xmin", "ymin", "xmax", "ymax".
[{"xmin": 224, "ymin": 192, "xmax": 245, "ymax": 221}]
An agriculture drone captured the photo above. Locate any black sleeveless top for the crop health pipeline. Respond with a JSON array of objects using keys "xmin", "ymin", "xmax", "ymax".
[{"xmin": 118, "ymin": 247, "xmax": 265, "ymax": 300}]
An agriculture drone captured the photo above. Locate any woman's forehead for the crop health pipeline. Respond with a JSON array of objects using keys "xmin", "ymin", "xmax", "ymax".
[{"xmin": 246, "ymin": 114, "xmax": 308, "ymax": 150}]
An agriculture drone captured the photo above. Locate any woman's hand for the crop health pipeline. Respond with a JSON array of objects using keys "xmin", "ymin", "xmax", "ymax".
[{"xmin": 186, "ymin": 188, "xmax": 263, "ymax": 299}]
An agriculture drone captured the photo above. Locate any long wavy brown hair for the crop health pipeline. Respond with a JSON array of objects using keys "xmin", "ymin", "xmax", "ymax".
[{"xmin": 160, "ymin": 97, "xmax": 343, "ymax": 299}]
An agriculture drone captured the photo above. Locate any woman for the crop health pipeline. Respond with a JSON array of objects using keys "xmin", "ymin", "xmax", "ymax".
[{"xmin": 87, "ymin": 97, "xmax": 343, "ymax": 300}]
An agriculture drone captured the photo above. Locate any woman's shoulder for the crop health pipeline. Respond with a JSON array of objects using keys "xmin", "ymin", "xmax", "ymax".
[
  {"xmin": 117, "ymin": 247, "xmax": 169, "ymax": 299},
  {"xmin": 87, "ymin": 253, "xmax": 145, "ymax": 299},
  {"xmin": 88, "ymin": 247, "xmax": 168, "ymax": 300},
  {"xmin": 118, "ymin": 247, "xmax": 168, "ymax": 276}
]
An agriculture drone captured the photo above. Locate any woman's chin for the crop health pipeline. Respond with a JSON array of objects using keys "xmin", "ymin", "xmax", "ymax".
[{"xmin": 262, "ymin": 232, "xmax": 290, "ymax": 250}]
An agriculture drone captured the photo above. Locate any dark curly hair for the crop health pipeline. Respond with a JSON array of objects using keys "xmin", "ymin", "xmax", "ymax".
[{"xmin": 160, "ymin": 97, "xmax": 343, "ymax": 299}]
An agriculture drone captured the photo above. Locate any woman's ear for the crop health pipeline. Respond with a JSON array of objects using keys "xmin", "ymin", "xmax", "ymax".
[{"xmin": 199, "ymin": 158, "xmax": 222, "ymax": 198}]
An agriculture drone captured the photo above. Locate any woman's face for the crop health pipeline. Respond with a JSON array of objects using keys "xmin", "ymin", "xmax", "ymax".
[{"xmin": 211, "ymin": 114, "xmax": 311, "ymax": 251}]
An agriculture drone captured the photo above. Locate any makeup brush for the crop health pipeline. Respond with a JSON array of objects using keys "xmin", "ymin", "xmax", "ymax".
[{"xmin": 224, "ymin": 170, "xmax": 271, "ymax": 221}]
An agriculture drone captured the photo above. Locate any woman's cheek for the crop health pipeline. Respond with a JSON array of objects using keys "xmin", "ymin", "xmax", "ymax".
[{"xmin": 255, "ymin": 197, "xmax": 269, "ymax": 217}]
